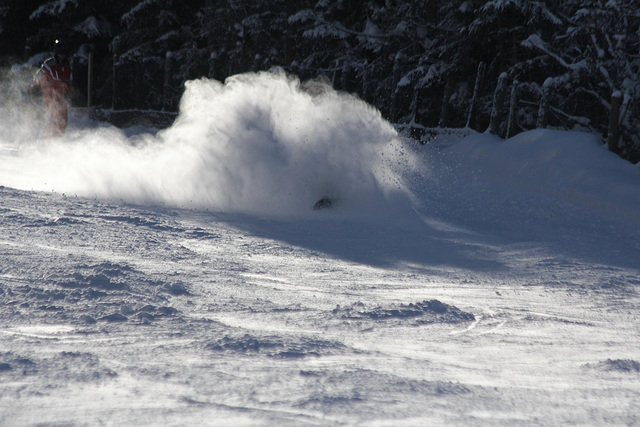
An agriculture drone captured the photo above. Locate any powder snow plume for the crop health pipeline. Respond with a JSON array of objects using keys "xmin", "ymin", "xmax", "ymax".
[{"xmin": 0, "ymin": 70, "xmax": 419, "ymax": 217}]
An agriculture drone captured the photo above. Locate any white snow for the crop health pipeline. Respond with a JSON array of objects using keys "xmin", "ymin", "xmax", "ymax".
[{"xmin": 1, "ymin": 70, "xmax": 639, "ymax": 426}]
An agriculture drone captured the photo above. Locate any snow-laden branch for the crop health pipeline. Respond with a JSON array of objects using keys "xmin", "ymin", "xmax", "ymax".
[
  {"xmin": 521, "ymin": 34, "xmax": 588, "ymax": 72},
  {"xmin": 30, "ymin": 0, "xmax": 77, "ymax": 21},
  {"xmin": 292, "ymin": 9, "xmax": 390, "ymax": 41},
  {"xmin": 122, "ymin": 0, "xmax": 161, "ymax": 29}
]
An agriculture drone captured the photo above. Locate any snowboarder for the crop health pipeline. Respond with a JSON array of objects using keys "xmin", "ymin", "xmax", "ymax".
[{"xmin": 33, "ymin": 39, "xmax": 73, "ymax": 137}]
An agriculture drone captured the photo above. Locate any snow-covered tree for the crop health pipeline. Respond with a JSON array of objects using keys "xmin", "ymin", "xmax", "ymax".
[
  {"xmin": 565, "ymin": 0, "xmax": 640, "ymax": 161},
  {"xmin": 3, "ymin": 0, "xmax": 640, "ymax": 162},
  {"xmin": 518, "ymin": 0, "xmax": 640, "ymax": 160}
]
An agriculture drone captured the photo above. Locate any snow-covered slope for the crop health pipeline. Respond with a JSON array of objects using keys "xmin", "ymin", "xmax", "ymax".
[{"xmin": 1, "ymin": 71, "xmax": 639, "ymax": 426}]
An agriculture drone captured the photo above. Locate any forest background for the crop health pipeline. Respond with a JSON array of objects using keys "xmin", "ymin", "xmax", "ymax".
[{"xmin": 1, "ymin": 0, "xmax": 639, "ymax": 162}]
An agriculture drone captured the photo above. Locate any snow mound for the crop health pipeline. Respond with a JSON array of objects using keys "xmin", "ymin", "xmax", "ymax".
[{"xmin": 451, "ymin": 129, "xmax": 640, "ymax": 224}]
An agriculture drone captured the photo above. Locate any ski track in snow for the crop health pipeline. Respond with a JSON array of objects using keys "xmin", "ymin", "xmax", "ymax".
[
  {"xmin": 1, "ymin": 72, "xmax": 640, "ymax": 425},
  {"xmin": 1, "ymin": 182, "xmax": 639, "ymax": 426}
]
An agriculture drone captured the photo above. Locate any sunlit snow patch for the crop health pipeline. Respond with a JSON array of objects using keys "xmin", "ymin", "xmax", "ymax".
[{"xmin": 451, "ymin": 129, "xmax": 640, "ymax": 224}]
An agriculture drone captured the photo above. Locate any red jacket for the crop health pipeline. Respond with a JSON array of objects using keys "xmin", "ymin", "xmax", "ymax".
[{"xmin": 35, "ymin": 55, "xmax": 72, "ymax": 99}]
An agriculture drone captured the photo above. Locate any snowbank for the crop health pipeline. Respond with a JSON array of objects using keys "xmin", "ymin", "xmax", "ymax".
[{"xmin": 451, "ymin": 129, "xmax": 640, "ymax": 224}]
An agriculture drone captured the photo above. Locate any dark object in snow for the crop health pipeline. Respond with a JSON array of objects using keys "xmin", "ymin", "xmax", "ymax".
[
  {"xmin": 79, "ymin": 315, "xmax": 97, "ymax": 324},
  {"xmin": 99, "ymin": 313, "xmax": 128, "ymax": 323},
  {"xmin": 601, "ymin": 359, "xmax": 640, "ymax": 372},
  {"xmin": 313, "ymin": 196, "xmax": 334, "ymax": 211},
  {"xmin": 332, "ymin": 300, "xmax": 475, "ymax": 324},
  {"xmin": 205, "ymin": 334, "xmax": 347, "ymax": 358},
  {"xmin": 164, "ymin": 283, "xmax": 190, "ymax": 296}
]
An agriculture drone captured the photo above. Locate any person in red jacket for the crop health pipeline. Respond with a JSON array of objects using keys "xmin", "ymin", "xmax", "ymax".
[{"xmin": 34, "ymin": 39, "xmax": 73, "ymax": 137}]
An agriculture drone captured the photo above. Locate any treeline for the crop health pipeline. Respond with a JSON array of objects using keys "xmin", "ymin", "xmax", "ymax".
[{"xmin": 1, "ymin": 0, "xmax": 639, "ymax": 161}]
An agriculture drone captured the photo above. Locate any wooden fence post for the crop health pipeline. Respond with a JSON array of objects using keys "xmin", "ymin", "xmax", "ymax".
[
  {"xmin": 506, "ymin": 79, "xmax": 519, "ymax": 138},
  {"xmin": 490, "ymin": 72, "xmax": 510, "ymax": 137},
  {"xmin": 134, "ymin": 61, "xmax": 142, "ymax": 109},
  {"xmin": 112, "ymin": 54, "xmax": 117, "ymax": 110},
  {"xmin": 439, "ymin": 80, "xmax": 453, "ymax": 128},
  {"xmin": 466, "ymin": 62, "xmax": 486, "ymax": 129},
  {"xmin": 163, "ymin": 51, "xmax": 174, "ymax": 111},
  {"xmin": 537, "ymin": 77, "xmax": 552, "ymax": 129},
  {"xmin": 389, "ymin": 53, "xmax": 405, "ymax": 123},
  {"xmin": 608, "ymin": 91, "xmax": 622, "ymax": 153},
  {"xmin": 87, "ymin": 51, "xmax": 94, "ymax": 110},
  {"xmin": 340, "ymin": 61, "xmax": 355, "ymax": 93},
  {"xmin": 208, "ymin": 52, "xmax": 217, "ymax": 79},
  {"xmin": 361, "ymin": 63, "xmax": 370, "ymax": 102}
]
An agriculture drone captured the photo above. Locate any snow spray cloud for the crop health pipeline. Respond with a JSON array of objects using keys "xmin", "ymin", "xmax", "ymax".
[
  {"xmin": 0, "ymin": 64, "xmax": 45, "ymax": 142},
  {"xmin": 0, "ymin": 70, "xmax": 419, "ymax": 217}
]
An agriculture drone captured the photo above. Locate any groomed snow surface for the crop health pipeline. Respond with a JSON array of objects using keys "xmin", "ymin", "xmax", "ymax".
[{"xmin": 1, "ymin": 71, "xmax": 639, "ymax": 426}]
